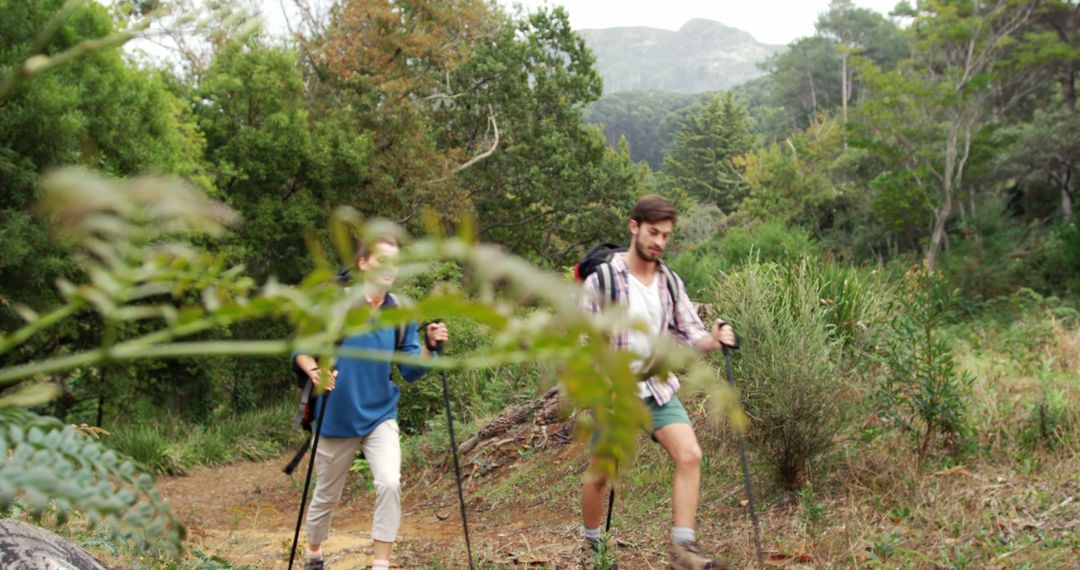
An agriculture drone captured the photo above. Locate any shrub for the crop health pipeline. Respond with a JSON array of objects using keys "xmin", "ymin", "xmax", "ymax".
[
  {"xmin": 715, "ymin": 221, "xmax": 820, "ymax": 267},
  {"xmin": 875, "ymin": 266, "xmax": 973, "ymax": 466},
  {"xmin": 809, "ymin": 260, "xmax": 895, "ymax": 355},
  {"xmin": 394, "ymin": 315, "xmax": 546, "ymax": 434},
  {"xmin": 106, "ymin": 424, "xmax": 177, "ymax": 474},
  {"xmin": 669, "ymin": 221, "xmax": 820, "ymax": 298},
  {"xmin": 1022, "ymin": 358, "xmax": 1075, "ymax": 449},
  {"xmin": 941, "ymin": 195, "xmax": 1080, "ymax": 307},
  {"xmin": 667, "ymin": 247, "xmax": 728, "ymax": 299},
  {"xmin": 710, "ymin": 260, "xmax": 853, "ymax": 488}
]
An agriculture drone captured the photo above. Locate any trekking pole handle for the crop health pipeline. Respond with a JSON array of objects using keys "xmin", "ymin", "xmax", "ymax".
[
  {"xmin": 426, "ymin": 319, "xmax": 446, "ymax": 354},
  {"xmin": 715, "ymin": 320, "xmax": 740, "ymax": 351}
]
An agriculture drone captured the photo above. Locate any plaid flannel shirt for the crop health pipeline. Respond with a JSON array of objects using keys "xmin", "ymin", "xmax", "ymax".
[{"xmin": 580, "ymin": 252, "xmax": 708, "ymax": 405}]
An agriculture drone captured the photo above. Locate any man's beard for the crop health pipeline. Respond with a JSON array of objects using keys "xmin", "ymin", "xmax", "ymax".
[{"xmin": 633, "ymin": 238, "xmax": 660, "ymax": 262}]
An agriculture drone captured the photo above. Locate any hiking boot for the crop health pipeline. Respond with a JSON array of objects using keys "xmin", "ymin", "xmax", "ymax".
[
  {"xmin": 577, "ymin": 537, "xmax": 617, "ymax": 569},
  {"xmin": 667, "ymin": 540, "xmax": 727, "ymax": 570},
  {"xmin": 303, "ymin": 557, "xmax": 325, "ymax": 570}
]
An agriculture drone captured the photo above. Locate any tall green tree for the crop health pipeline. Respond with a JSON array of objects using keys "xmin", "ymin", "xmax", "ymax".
[
  {"xmin": 1004, "ymin": 0, "xmax": 1080, "ymax": 220},
  {"xmin": 758, "ymin": 1, "xmax": 908, "ymax": 140},
  {"xmin": 308, "ymin": 3, "xmax": 642, "ymax": 265},
  {"xmin": 583, "ymin": 90, "xmax": 716, "ymax": 170},
  {"xmin": 660, "ymin": 92, "xmax": 756, "ymax": 212},
  {"xmin": 1037, "ymin": 0, "xmax": 1080, "ymax": 112},
  {"xmin": 0, "ymin": 0, "xmax": 205, "ymax": 368},
  {"xmin": 743, "ymin": 114, "xmax": 851, "ymax": 229},
  {"xmin": 194, "ymin": 37, "xmax": 372, "ymax": 283},
  {"xmin": 762, "ymin": 36, "xmax": 842, "ymax": 136},
  {"xmin": 456, "ymin": 7, "xmax": 643, "ymax": 264},
  {"xmin": 999, "ymin": 105, "xmax": 1080, "ymax": 221},
  {"xmin": 855, "ymin": 0, "xmax": 1038, "ymax": 270},
  {"xmin": 310, "ymin": 0, "xmax": 497, "ymax": 225},
  {"xmin": 816, "ymin": 0, "xmax": 909, "ymax": 129}
]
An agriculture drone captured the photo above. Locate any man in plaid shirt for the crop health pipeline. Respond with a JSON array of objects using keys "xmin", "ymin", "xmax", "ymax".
[{"xmin": 578, "ymin": 195, "xmax": 736, "ymax": 570}]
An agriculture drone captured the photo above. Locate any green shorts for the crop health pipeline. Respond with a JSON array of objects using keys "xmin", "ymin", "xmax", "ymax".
[
  {"xmin": 590, "ymin": 393, "xmax": 692, "ymax": 448},
  {"xmin": 646, "ymin": 393, "xmax": 692, "ymax": 434}
]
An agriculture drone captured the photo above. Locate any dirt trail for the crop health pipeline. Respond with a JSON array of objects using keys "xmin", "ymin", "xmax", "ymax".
[{"xmin": 156, "ymin": 449, "xmax": 585, "ymax": 569}]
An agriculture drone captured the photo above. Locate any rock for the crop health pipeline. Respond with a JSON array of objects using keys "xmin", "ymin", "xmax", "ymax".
[{"xmin": 0, "ymin": 520, "xmax": 109, "ymax": 570}]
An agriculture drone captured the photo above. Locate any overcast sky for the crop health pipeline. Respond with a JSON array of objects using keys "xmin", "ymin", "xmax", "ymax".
[
  {"xmin": 497, "ymin": 0, "xmax": 902, "ymax": 44},
  {"xmin": 257, "ymin": 0, "xmax": 903, "ymax": 46}
]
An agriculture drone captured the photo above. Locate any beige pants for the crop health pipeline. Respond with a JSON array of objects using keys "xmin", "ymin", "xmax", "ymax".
[{"xmin": 306, "ymin": 419, "xmax": 402, "ymax": 545}]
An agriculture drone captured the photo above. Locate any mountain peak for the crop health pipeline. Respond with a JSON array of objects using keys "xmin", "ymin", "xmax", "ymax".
[
  {"xmin": 677, "ymin": 18, "xmax": 757, "ymax": 42},
  {"xmin": 678, "ymin": 18, "xmax": 731, "ymax": 33},
  {"xmin": 577, "ymin": 20, "xmax": 784, "ymax": 94}
]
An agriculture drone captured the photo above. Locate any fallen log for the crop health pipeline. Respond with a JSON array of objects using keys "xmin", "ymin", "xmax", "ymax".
[{"xmin": 458, "ymin": 385, "xmax": 562, "ymax": 455}]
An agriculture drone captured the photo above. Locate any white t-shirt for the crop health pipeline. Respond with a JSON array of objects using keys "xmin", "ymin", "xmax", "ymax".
[{"xmin": 626, "ymin": 272, "xmax": 663, "ymax": 398}]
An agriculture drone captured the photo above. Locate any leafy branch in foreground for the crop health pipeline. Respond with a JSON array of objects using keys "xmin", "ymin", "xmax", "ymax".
[
  {"xmin": 0, "ymin": 408, "xmax": 185, "ymax": 554},
  {"xmin": 0, "ymin": 167, "xmax": 743, "ymax": 549}
]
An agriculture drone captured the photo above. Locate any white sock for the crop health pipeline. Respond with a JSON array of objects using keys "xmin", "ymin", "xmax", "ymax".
[
  {"xmin": 582, "ymin": 526, "xmax": 602, "ymax": 541},
  {"xmin": 372, "ymin": 559, "xmax": 390, "ymax": 570},
  {"xmin": 672, "ymin": 526, "xmax": 695, "ymax": 544}
]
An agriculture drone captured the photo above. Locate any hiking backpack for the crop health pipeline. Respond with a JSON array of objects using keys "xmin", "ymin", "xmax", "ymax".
[{"xmin": 573, "ymin": 242, "xmax": 682, "ymax": 316}]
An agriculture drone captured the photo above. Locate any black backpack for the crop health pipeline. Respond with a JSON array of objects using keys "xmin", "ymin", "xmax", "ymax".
[{"xmin": 573, "ymin": 243, "xmax": 682, "ymax": 314}]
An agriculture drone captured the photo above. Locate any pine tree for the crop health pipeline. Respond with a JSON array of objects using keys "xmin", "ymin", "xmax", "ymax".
[{"xmin": 660, "ymin": 92, "xmax": 755, "ymax": 211}]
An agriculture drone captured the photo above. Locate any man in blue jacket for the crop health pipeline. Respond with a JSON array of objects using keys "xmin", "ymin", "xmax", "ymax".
[{"xmin": 293, "ymin": 234, "xmax": 448, "ymax": 570}]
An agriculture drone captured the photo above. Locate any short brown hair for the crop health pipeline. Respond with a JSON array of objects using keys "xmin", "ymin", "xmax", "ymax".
[
  {"xmin": 355, "ymin": 234, "xmax": 401, "ymax": 262},
  {"xmin": 629, "ymin": 194, "xmax": 677, "ymax": 225}
]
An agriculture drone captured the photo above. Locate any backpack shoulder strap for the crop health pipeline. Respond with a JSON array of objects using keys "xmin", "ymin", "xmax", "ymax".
[
  {"xmin": 386, "ymin": 293, "xmax": 409, "ymax": 351},
  {"xmin": 597, "ymin": 262, "xmax": 617, "ymax": 305},
  {"xmin": 660, "ymin": 263, "xmax": 681, "ymax": 326},
  {"xmin": 293, "ymin": 380, "xmax": 313, "ymax": 431}
]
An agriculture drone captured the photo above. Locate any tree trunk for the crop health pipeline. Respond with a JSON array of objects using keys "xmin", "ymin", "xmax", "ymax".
[
  {"xmin": 917, "ymin": 422, "xmax": 936, "ymax": 471},
  {"xmin": 927, "ymin": 177, "xmax": 954, "ymax": 273},
  {"xmin": 928, "ymin": 212, "xmax": 946, "ymax": 273},
  {"xmin": 1062, "ymin": 60, "xmax": 1076, "ymax": 222},
  {"xmin": 1065, "ymin": 71, "xmax": 1077, "ymax": 113},
  {"xmin": 1064, "ymin": 171, "xmax": 1075, "ymax": 223},
  {"xmin": 96, "ymin": 367, "xmax": 106, "ymax": 427},
  {"xmin": 841, "ymin": 52, "xmax": 849, "ymax": 150}
]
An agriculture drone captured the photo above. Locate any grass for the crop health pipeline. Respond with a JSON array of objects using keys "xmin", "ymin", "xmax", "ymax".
[{"xmin": 103, "ymin": 399, "xmax": 303, "ymax": 475}]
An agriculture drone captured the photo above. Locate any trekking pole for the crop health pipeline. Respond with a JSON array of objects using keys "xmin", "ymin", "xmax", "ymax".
[
  {"xmin": 604, "ymin": 460, "xmax": 617, "ymax": 533},
  {"xmin": 721, "ymin": 340, "xmax": 765, "ymax": 568},
  {"xmin": 288, "ymin": 382, "xmax": 331, "ymax": 570},
  {"xmin": 432, "ymin": 323, "xmax": 476, "ymax": 570}
]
